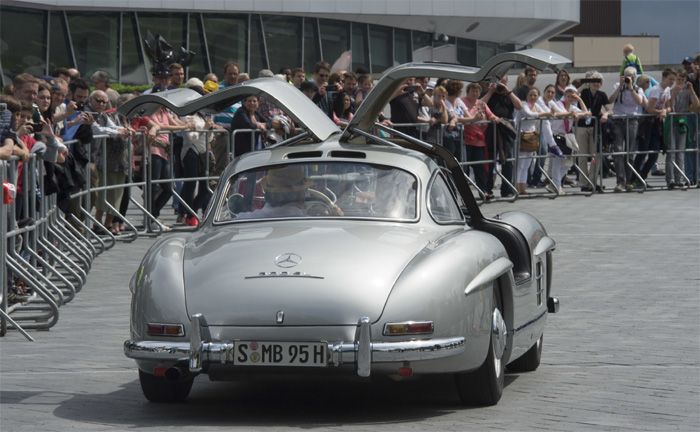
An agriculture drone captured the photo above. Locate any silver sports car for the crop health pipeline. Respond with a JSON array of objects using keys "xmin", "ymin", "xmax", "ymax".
[{"xmin": 121, "ymin": 49, "xmax": 564, "ymax": 406}]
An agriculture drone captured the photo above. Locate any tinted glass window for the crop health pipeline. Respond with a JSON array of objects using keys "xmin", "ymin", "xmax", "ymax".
[
  {"xmin": 121, "ymin": 13, "xmax": 147, "ymax": 84},
  {"xmin": 48, "ymin": 12, "xmax": 73, "ymax": 75},
  {"xmin": 319, "ymin": 19, "xmax": 349, "ymax": 66},
  {"xmin": 188, "ymin": 14, "xmax": 209, "ymax": 80},
  {"xmin": 217, "ymin": 162, "xmax": 417, "ymax": 222},
  {"xmin": 457, "ymin": 38, "xmax": 477, "ymax": 66},
  {"xmin": 369, "ymin": 25, "xmax": 392, "ymax": 73},
  {"xmin": 394, "ymin": 29, "xmax": 411, "ymax": 65},
  {"xmin": 203, "ymin": 14, "xmax": 247, "ymax": 76},
  {"xmin": 303, "ymin": 18, "xmax": 320, "ymax": 73},
  {"xmin": 263, "ymin": 15, "xmax": 302, "ymax": 73},
  {"xmin": 477, "ymin": 41, "xmax": 498, "ymax": 67},
  {"xmin": 428, "ymin": 174, "xmax": 464, "ymax": 223},
  {"xmin": 67, "ymin": 12, "xmax": 119, "ymax": 80},
  {"xmin": 249, "ymin": 15, "xmax": 267, "ymax": 75},
  {"xmin": 351, "ymin": 23, "xmax": 368, "ymax": 73},
  {"xmin": 1, "ymin": 8, "xmax": 47, "ymax": 79}
]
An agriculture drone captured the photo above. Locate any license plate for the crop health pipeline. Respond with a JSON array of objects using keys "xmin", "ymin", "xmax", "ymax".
[{"xmin": 233, "ymin": 341, "xmax": 328, "ymax": 367}]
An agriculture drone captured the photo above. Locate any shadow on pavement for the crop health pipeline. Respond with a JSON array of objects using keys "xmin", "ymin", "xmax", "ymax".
[{"xmin": 45, "ymin": 374, "xmax": 519, "ymax": 428}]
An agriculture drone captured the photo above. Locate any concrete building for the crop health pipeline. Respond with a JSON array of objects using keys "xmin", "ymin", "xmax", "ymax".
[{"xmin": 0, "ymin": 0, "xmax": 580, "ymax": 85}]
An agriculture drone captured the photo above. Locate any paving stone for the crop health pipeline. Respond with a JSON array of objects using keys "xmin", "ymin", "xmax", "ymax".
[{"xmin": 1, "ymin": 190, "xmax": 698, "ymax": 431}]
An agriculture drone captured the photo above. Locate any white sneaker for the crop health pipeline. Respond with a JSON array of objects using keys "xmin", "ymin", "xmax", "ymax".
[{"xmin": 150, "ymin": 221, "xmax": 172, "ymax": 232}]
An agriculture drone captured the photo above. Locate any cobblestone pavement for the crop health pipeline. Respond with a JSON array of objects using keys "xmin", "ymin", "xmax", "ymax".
[{"xmin": 1, "ymin": 190, "xmax": 698, "ymax": 432}]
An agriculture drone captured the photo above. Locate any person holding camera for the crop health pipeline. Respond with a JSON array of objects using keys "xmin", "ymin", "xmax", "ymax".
[
  {"xmin": 608, "ymin": 67, "xmax": 646, "ymax": 192},
  {"xmin": 390, "ymin": 77, "xmax": 433, "ymax": 139}
]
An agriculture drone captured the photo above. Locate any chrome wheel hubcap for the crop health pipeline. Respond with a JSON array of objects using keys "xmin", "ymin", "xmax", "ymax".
[{"xmin": 491, "ymin": 308, "xmax": 507, "ymax": 376}]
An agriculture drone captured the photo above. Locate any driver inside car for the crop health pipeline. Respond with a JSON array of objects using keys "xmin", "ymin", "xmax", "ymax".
[{"xmin": 235, "ymin": 164, "xmax": 342, "ymax": 219}]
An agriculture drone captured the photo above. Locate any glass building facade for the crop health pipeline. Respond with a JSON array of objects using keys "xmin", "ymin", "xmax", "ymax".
[{"xmin": 0, "ymin": 6, "xmax": 516, "ymax": 86}]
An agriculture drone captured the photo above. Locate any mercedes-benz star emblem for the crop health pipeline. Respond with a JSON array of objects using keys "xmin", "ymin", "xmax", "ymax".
[{"xmin": 274, "ymin": 253, "xmax": 301, "ymax": 268}]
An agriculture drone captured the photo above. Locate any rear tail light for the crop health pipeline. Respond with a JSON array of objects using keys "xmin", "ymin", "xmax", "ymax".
[
  {"xmin": 383, "ymin": 321, "xmax": 434, "ymax": 336},
  {"xmin": 147, "ymin": 323, "xmax": 185, "ymax": 337}
]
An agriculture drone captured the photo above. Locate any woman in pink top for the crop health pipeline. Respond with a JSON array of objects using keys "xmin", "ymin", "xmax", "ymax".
[
  {"xmin": 462, "ymin": 82, "xmax": 498, "ymax": 199},
  {"xmin": 142, "ymin": 107, "xmax": 192, "ymax": 226}
]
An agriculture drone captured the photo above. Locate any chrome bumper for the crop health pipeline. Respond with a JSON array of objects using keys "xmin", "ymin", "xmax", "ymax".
[{"xmin": 124, "ymin": 314, "xmax": 465, "ymax": 377}]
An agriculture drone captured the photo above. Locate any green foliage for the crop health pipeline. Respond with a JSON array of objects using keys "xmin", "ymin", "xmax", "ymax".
[{"xmin": 109, "ymin": 83, "xmax": 152, "ymax": 94}]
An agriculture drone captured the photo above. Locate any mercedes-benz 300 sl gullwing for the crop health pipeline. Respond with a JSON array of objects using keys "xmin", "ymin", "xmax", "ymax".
[{"xmin": 120, "ymin": 49, "xmax": 564, "ymax": 406}]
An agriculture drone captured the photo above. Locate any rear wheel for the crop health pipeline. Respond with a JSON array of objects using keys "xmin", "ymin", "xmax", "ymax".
[
  {"xmin": 507, "ymin": 334, "xmax": 543, "ymax": 372},
  {"xmin": 138, "ymin": 369, "xmax": 194, "ymax": 403},
  {"xmin": 455, "ymin": 287, "xmax": 506, "ymax": 406}
]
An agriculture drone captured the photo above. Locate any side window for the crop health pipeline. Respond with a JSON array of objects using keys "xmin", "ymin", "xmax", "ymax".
[
  {"xmin": 428, "ymin": 173, "xmax": 464, "ymax": 223},
  {"xmin": 441, "ymin": 168, "xmax": 466, "ymax": 210}
]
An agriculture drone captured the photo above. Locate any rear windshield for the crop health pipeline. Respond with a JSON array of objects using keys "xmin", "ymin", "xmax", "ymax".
[{"xmin": 215, "ymin": 162, "xmax": 417, "ymax": 222}]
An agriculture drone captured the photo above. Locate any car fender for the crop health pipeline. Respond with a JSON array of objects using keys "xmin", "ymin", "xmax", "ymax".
[
  {"xmin": 496, "ymin": 211, "xmax": 554, "ymax": 358},
  {"xmin": 375, "ymin": 229, "xmax": 508, "ymax": 373},
  {"xmin": 130, "ymin": 235, "xmax": 191, "ymax": 342}
]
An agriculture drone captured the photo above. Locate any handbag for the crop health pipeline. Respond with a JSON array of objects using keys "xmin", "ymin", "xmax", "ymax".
[{"xmin": 519, "ymin": 131, "xmax": 540, "ymax": 152}]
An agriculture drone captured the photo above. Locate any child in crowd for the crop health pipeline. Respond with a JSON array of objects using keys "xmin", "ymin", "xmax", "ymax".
[{"xmin": 620, "ymin": 44, "xmax": 644, "ymax": 75}]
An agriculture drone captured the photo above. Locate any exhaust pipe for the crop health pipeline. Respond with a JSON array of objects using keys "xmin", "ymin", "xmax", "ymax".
[{"xmin": 165, "ymin": 367, "xmax": 184, "ymax": 381}]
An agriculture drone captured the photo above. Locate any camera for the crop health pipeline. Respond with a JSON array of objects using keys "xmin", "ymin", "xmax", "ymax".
[
  {"xmin": 75, "ymin": 101, "xmax": 85, "ymax": 111},
  {"xmin": 624, "ymin": 77, "xmax": 632, "ymax": 85},
  {"xmin": 404, "ymin": 85, "xmax": 416, "ymax": 93}
]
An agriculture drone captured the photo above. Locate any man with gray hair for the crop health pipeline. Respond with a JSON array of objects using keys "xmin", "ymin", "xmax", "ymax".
[{"xmin": 90, "ymin": 70, "xmax": 120, "ymax": 108}]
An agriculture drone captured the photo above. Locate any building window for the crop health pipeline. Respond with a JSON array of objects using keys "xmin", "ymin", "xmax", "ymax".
[
  {"xmin": 249, "ymin": 15, "xmax": 267, "ymax": 75},
  {"xmin": 303, "ymin": 18, "xmax": 321, "ymax": 73},
  {"xmin": 369, "ymin": 25, "xmax": 392, "ymax": 73},
  {"xmin": 188, "ymin": 14, "xmax": 209, "ymax": 80},
  {"xmin": 412, "ymin": 31, "xmax": 432, "ymax": 51},
  {"xmin": 319, "ymin": 19, "xmax": 349, "ymax": 67},
  {"xmin": 394, "ymin": 29, "xmax": 411, "ymax": 65},
  {"xmin": 262, "ymin": 15, "xmax": 302, "ymax": 73},
  {"xmin": 351, "ymin": 23, "xmax": 369, "ymax": 73},
  {"xmin": 457, "ymin": 38, "xmax": 477, "ymax": 66},
  {"xmin": 67, "ymin": 12, "xmax": 119, "ymax": 82},
  {"xmin": 203, "ymin": 14, "xmax": 247, "ymax": 77},
  {"xmin": 48, "ymin": 12, "xmax": 73, "ymax": 75},
  {"xmin": 1, "ymin": 7, "xmax": 47, "ymax": 80},
  {"xmin": 121, "ymin": 13, "xmax": 147, "ymax": 84},
  {"xmin": 477, "ymin": 41, "xmax": 498, "ymax": 67}
]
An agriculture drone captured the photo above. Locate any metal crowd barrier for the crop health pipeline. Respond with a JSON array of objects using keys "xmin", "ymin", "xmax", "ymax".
[
  {"xmin": 3, "ymin": 112, "xmax": 698, "ymax": 340},
  {"xmin": 389, "ymin": 111, "xmax": 699, "ymax": 201}
]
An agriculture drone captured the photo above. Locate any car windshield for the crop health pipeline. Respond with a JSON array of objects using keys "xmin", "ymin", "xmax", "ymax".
[{"xmin": 215, "ymin": 162, "xmax": 417, "ymax": 222}]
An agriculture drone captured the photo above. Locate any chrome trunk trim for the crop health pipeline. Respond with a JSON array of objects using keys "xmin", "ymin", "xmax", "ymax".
[{"xmin": 124, "ymin": 315, "xmax": 467, "ymax": 375}]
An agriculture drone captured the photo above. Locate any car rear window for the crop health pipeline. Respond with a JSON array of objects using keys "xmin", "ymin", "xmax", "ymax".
[{"xmin": 215, "ymin": 162, "xmax": 417, "ymax": 222}]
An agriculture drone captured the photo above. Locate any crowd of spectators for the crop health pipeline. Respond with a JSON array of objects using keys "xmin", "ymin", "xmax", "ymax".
[
  {"xmin": 1, "ymin": 46, "xmax": 700, "ymax": 304},
  {"xmin": 2, "ymin": 47, "xmax": 700, "ymax": 235}
]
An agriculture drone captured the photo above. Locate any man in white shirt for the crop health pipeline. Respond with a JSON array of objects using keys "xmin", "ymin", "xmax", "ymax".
[{"xmin": 632, "ymin": 68, "xmax": 675, "ymax": 184}]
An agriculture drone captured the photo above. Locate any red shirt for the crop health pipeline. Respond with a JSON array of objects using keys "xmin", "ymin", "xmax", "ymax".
[{"xmin": 461, "ymin": 97, "xmax": 496, "ymax": 148}]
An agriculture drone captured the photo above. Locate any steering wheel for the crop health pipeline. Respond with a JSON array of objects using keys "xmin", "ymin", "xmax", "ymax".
[{"xmin": 306, "ymin": 188, "xmax": 343, "ymax": 216}]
